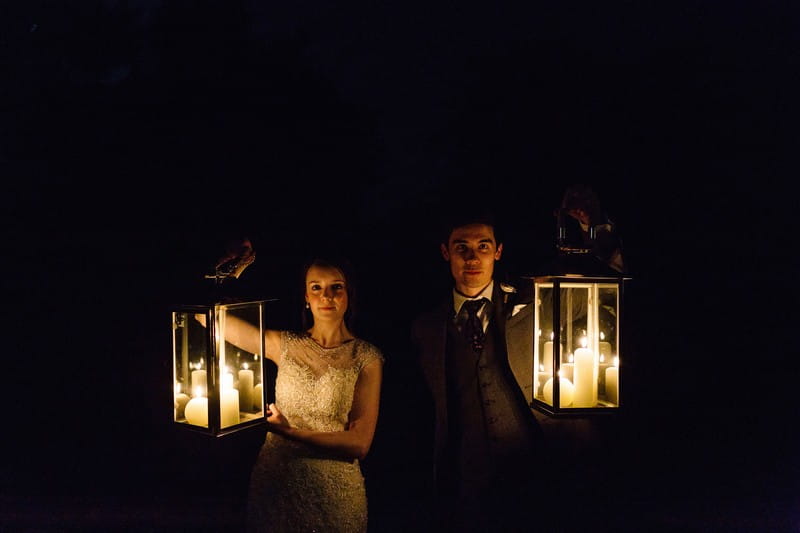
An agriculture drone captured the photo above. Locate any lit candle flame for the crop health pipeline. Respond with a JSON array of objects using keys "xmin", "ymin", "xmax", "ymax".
[
  {"xmin": 600, "ymin": 331, "xmax": 606, "ymax": 341},
  {"xmin": 193, "ymin": 386, "xmax": 202, "ymax": 398},
  {"xmin": 613, "ymin": 356, "xmax": 619, "ymax": 368},
  {"xmin": 537, "ymin": 329, "xmax": 542, "ymax": 337},
  {"xmin": 600, "ymin": 354, "xmax": 605, "ymax": 363},
  {"xmin": 174, "ymin": 383, "xmax": 181, "ymax": 395},
  {"xmin": 568, "ymin": 354, "xmax": 574, "ymax": 363},
  {"xmin": 243, "ymin": 362, "xmax": 249, "ymax": 370},
  {"xmin": 549, "ymin": 331, "xmax": 554, "ymax": 341},
  {"xmin": 580, "ymin": 337, "xmax": 588, "ymax": 348},
  {"xmin": 539, "ymin": 364, "xmax": 544, "ymax": 372}
]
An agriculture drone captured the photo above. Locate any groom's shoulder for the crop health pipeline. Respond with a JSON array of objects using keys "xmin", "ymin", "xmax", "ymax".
[{"xmin": 500, "ymin": 276, "xmax": 534, "ymax": 305}]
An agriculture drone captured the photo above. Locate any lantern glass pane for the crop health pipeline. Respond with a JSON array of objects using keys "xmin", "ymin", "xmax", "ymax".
[
  {"xmin": 173, "ymin": 310, "xmax": 211, "ymax": 427},
  {"xmin": 534, "ymin": 281, "xmax": 621, "ymax": 410},
  {"xmin": 532, "ymin": 276, "xmax": 624, "ymax": 415},
  {"xmin": 216, "ymin": 304, "xmax": 265, "ymax": 428},
  {"xmin": 535, "ymin": 284, "xmax": 555, "ymax": 403},
  {"xmin": 597, "ymin": 284, "xmax": 619, "ymax": 406}
]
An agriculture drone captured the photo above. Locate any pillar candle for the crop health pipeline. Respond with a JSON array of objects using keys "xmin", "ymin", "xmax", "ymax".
[
  {"xmin": 542, "ymin": 341, "xmax": 565, "ymax": 375},
  {"xmin": 253, "ymin": 383, "xmax": 263, "ymax": 411},
  {"xmin": 605, "ymin": 358, "xmax": 619, "ymax": 404},
  {"xmin": 238, "ymin": 365, "xmax": 254, "ymax": 413},
  {"xmin": 537, "ymin": 364, "xmax": 552, "ymax": 399},
  {"xmin": 220, "ymin": 389, "xmax": 240, "ymax": 427},
  {"xmin": 185, "ymin": 396, "xmax": 209, "ymax": 427},
  {"xmin": 543, "ymin": 376, "xmax": 574, "ymax": 407},
  {"xmin": 220, "ymin": 371, "xmax": 240, "ymax": 428},
  {"xmin": 573, "ymin": 347, "xmax": 597, "ymax": 407},
  {"xmin": 191, "ymin": 369, "xmax": 207, "ymax": 397},
  {"xmin": 174, "ymin": 392, "xmax": 190, "ymax": 419},
  {"xmin": 542, "ymin": 341, "xmax": 554, "ymax": 374}
]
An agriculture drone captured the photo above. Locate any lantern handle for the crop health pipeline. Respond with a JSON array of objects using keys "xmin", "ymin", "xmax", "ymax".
[{"xmin": 204, "ymin": 237, "xmax": 256, "ymax": 285}]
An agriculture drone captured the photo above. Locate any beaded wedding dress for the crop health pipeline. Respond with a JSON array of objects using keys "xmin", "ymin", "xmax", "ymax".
[{"xmin": 246, "ymin": 331, "xmax": 383, "ymax": 533}]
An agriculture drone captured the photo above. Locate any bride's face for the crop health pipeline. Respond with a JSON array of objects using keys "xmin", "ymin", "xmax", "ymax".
[{"xmin": 305, "ymin": 265, "xmax": 348, "ymax": 321}]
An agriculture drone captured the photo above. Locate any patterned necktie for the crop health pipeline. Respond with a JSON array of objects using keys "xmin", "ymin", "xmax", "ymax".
[{"xmin": 461, "ymin": 298, "xmax": 488, "ymax": 353}]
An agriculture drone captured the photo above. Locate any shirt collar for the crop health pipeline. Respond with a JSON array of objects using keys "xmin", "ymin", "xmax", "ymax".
[{"xmin": 452, "ymin": 280, "xmax": 494, "ymax": 316}]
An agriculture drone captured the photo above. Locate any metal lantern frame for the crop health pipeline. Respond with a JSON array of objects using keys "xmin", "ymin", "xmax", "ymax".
[
  {"xmin": 529, "ymin": 274, "xmax": 629, "ymax": 417},
  {"xmin": 171, "ymin": 299, "xmax": 276, "ymax": 437}
]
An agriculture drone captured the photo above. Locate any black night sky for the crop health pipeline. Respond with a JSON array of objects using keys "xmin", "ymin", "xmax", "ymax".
[{"xmin": 2, "ymin": 2, "xmax": 799, "ymax": 531}]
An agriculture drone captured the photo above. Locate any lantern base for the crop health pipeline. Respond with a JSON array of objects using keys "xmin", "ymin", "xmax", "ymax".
[{"xmin": 530, "ymin": 401, "xmax": 620, "ymax": 418}]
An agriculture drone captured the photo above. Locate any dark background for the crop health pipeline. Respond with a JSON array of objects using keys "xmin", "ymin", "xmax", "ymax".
[{"xmin": 2, "ymin": 1, "xmax": 798, "ymax": 531}]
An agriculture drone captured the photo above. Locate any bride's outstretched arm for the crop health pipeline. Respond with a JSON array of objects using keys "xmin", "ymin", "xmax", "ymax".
[
  {"xmin": 195, "ymin": 313, "xmax": 282, "ymax": 363},
  {"xmin": 266, "ymin": 358, "xmax": 383, "ymax": 461}
]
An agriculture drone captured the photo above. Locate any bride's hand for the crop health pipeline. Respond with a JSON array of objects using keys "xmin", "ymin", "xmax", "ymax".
[{"xmin": 266, "ymin": 403, "xmax": 290, "ymax": 432}]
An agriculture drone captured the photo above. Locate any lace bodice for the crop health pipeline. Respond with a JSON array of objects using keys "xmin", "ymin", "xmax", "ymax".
[{"xmin": 275, "ymin": 331, "xmax": 384, "ymax": 433}]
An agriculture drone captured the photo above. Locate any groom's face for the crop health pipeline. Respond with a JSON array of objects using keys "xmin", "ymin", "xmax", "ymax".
[{"xmin": 441, "ymin": 223, "xmax": 503, "ymax": 297}]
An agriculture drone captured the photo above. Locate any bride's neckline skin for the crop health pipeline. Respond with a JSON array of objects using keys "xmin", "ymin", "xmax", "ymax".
[{"xmin": 305, "ymin": 329, "xmax": 355, "ymax": 349}]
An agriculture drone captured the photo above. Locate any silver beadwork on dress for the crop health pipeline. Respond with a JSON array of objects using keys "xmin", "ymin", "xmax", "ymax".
[{"xmin": 246, "ymin": 331, "xmax": 384, "ymax": 533}]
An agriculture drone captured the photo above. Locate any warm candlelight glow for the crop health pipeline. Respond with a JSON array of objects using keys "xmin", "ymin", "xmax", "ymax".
[
  {"xmin": 579, "ymin": 336, "xmax": 588, "ymax": 348},
  {"xmin": 193, "ymin": 386, "xmax": 203, "ymax": 398},
  {"xmin": 191, "ymin": 367, "xmax": 208, "ymax": 396},
  {"xmin": 223, "ymin": 370, "xmax": 234, "ymax": 390},
  {"xmin": 600, "ymin": 331, "xmax": 606, "ymax": 340},
  {"xmin": 243, "ymin": 362, "xmax": 249, "ymax": 370},
  {"xmin": 568, "ymin": 353, "xmax": 574, "ymax": 363},
  {"xmin": 600, "ymin": 354, "xmax": 605, "ymax": 363},
  {"xmin": 613, "ymin": 356, "xmax": 619, "ymax": 367}
]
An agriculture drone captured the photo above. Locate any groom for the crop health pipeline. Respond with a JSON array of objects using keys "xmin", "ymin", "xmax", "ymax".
[{"xmin": 410, "ymin": 209, "xmax": 549, "ymax": 532}]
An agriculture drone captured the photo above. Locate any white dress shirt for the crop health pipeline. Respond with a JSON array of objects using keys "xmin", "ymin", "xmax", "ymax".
[{"xmin": 452, "ymin": 281, "xmax": 494, "ymax": 333}]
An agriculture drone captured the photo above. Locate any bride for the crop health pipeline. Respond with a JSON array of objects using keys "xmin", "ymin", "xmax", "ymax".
[{"xmin": 218, "ymin": 254, "xmax": 384, "ymax": 533}]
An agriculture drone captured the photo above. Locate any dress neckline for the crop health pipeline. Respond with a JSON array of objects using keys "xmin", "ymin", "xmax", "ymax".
[{"xmin": 303, "ymin": 332, "xmax": 356, "ymax": 351}]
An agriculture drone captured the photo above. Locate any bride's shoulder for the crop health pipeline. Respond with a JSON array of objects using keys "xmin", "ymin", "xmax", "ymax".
[{"xmin": 353, "ymin": 338, "xmax": 385, "ymax": 366}]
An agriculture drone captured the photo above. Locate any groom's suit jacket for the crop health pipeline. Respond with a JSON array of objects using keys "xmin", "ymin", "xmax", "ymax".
[{"xmin": 410, "ymin": 280, "xmax": 542, "ymax": 483}]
